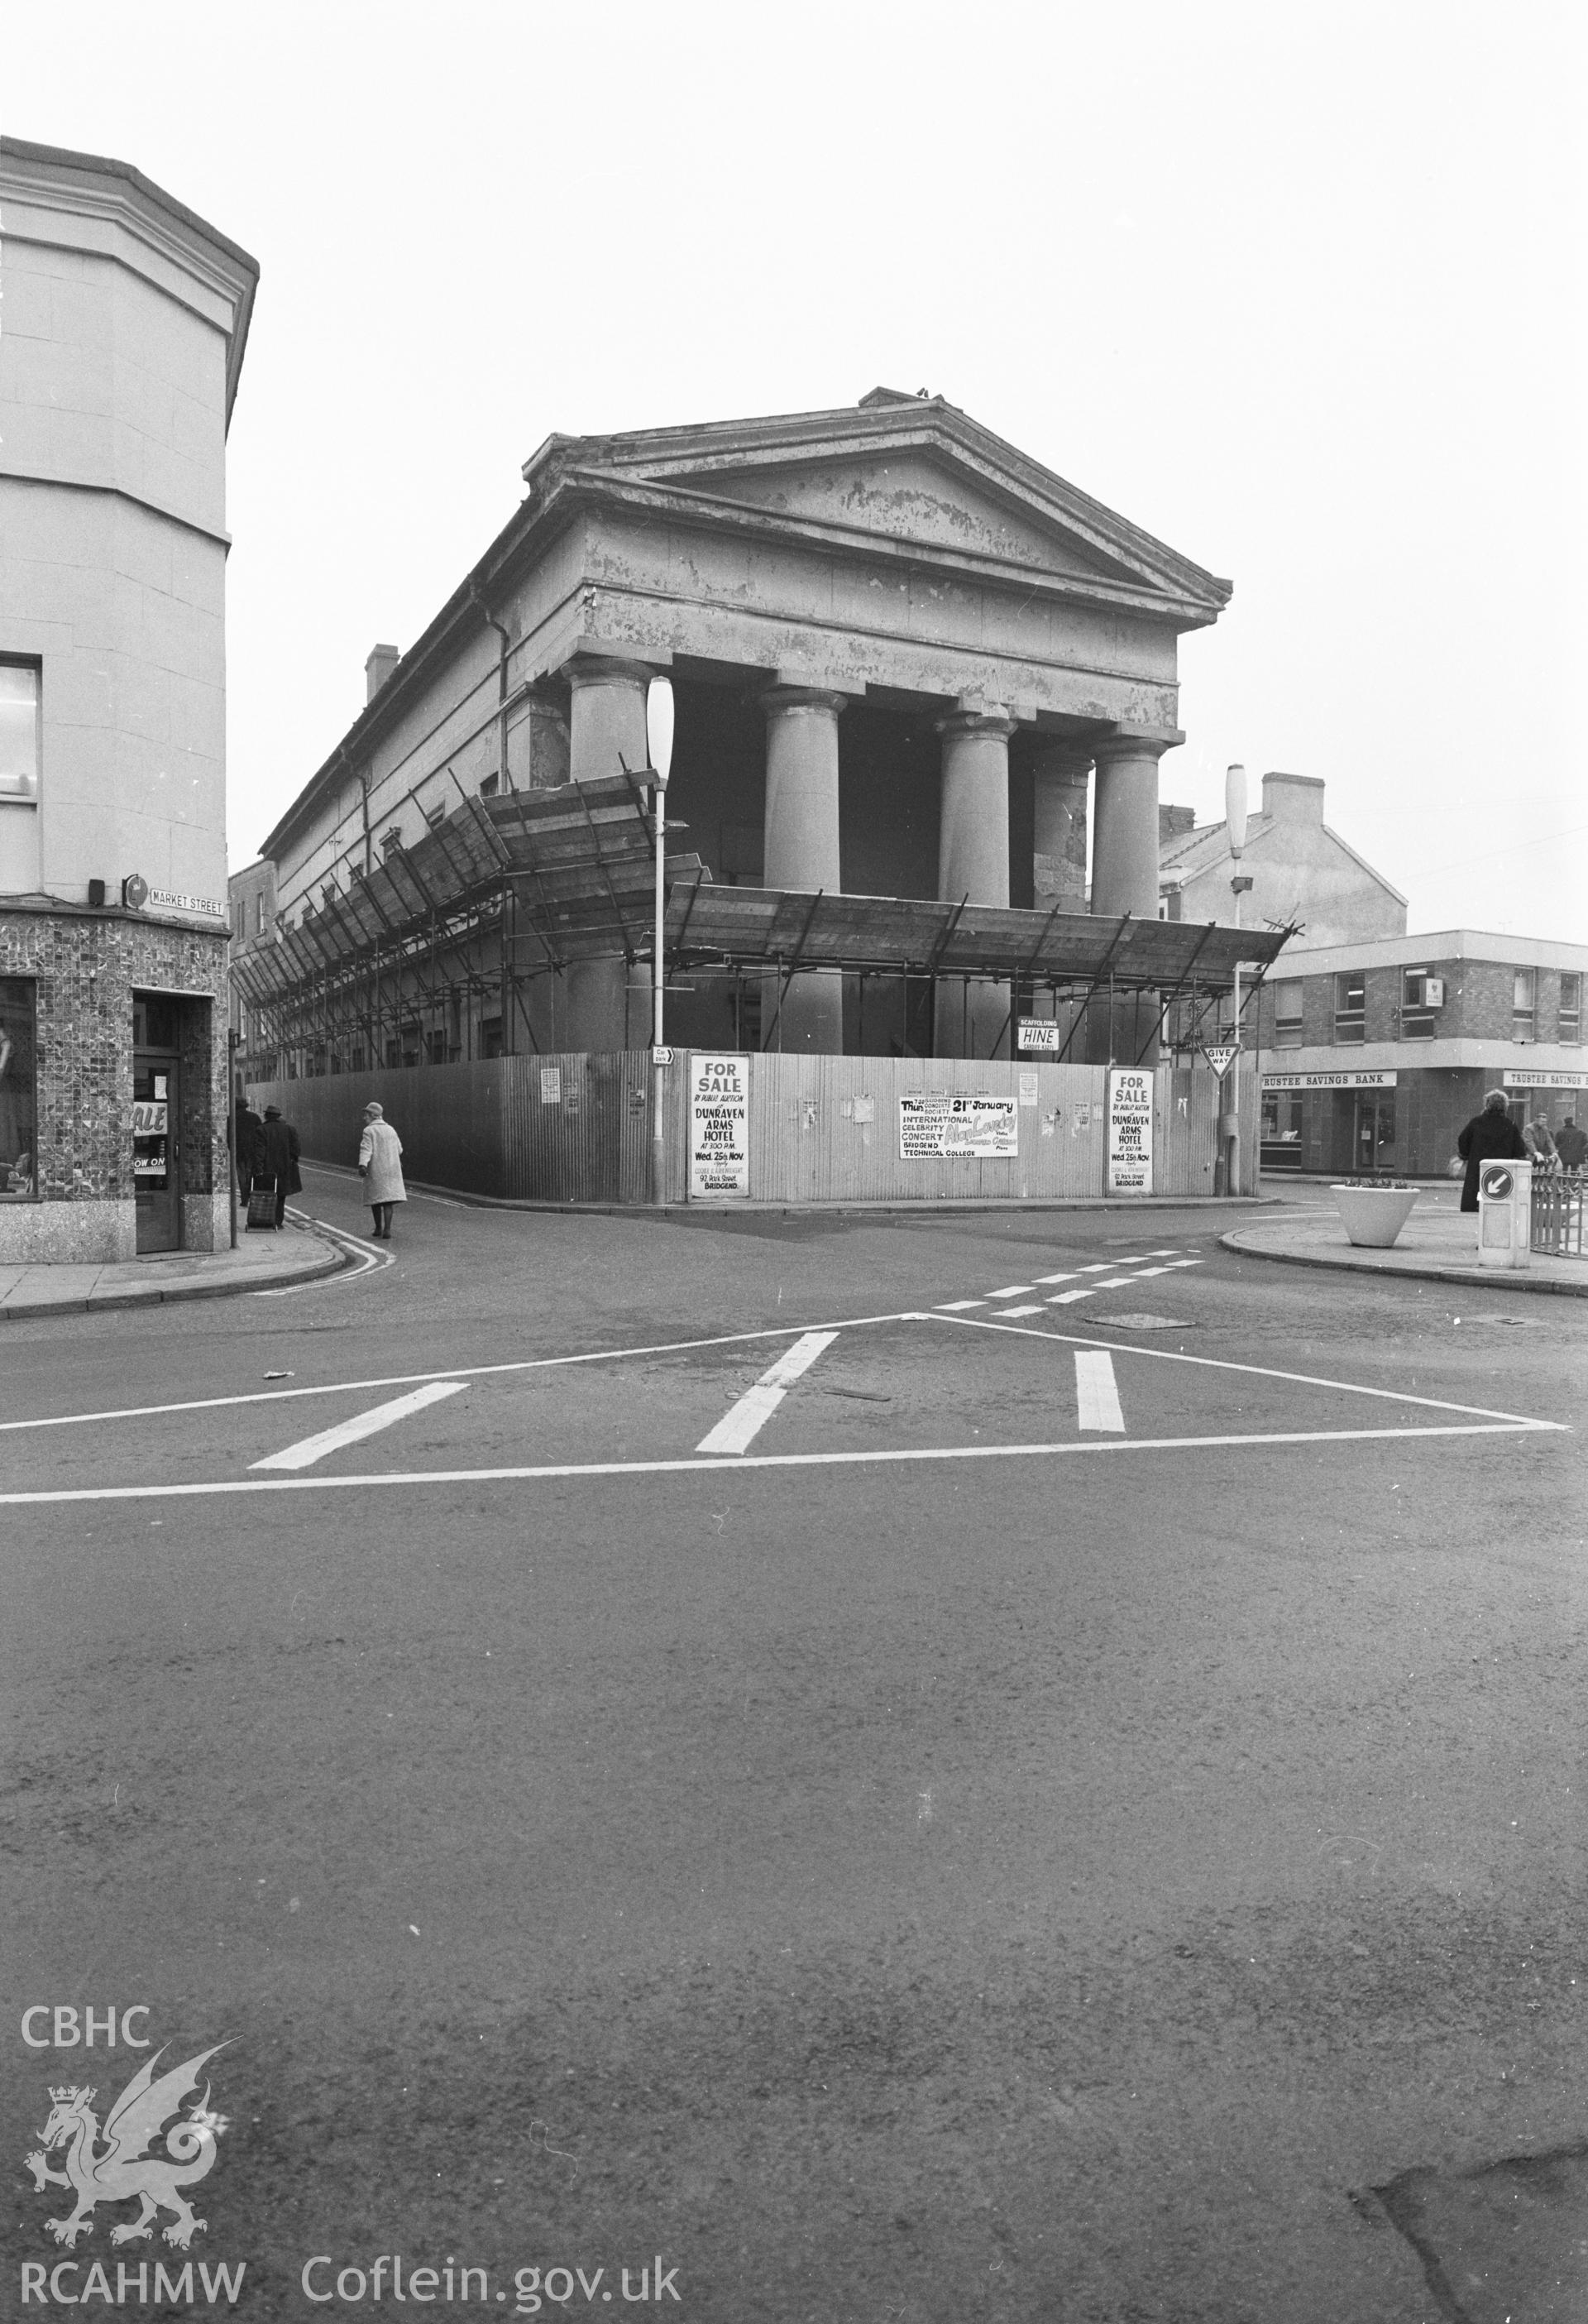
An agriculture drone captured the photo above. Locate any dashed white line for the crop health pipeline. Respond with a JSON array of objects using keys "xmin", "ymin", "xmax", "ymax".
[
  {"xmin": 696, "ymin": 1330, "xmax": 837, "ymax": 1454},
  {"xmin": 1074, "ymin": 1350, "xmax": 1126, "ymax": 1432},
  {"xmin": 935, "ymin": 1298, "xmax": 987, "ymax": 1311},
  {"xmin": 984, "ymin": 1284, "xmax": 1037, "ymax": 1299},
  {"xmin": 251, "ymin": 1380, "xmax": 470, "ymax": 1471},
  {"xmin": 992, "ymin": 1305, "xmax": 1045, "ymax": 1319},
  {"xmin": 1048, "ymin": 1287, "xmax": 1099, "ymax": 1305}
]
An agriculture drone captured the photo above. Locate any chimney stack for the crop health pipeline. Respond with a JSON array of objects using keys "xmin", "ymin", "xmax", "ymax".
[
  {"xmin": 365, "ymin": 642, "xmax": 400, "ymax": 703},
  {"xmin": 1159, "ymin": 803, "xmax": 1196, "ymax": 842},
  {"xmin": 1261, "ymin": 771, "xmax": 1325, "ymax": 823}
]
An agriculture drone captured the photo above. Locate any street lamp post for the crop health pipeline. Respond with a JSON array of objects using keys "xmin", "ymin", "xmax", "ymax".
[
  {"xmin": 1224, "ymin": 763, "xmax": 1254, "ymax": 1197},
  {"xmin": 646, "ymin": 678, "xmax": 675, "ymax": 1206}
]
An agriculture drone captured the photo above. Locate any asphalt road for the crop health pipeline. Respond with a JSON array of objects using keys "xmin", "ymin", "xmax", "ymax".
[{"xmin": 3, "ymin": 1171, "xmax": 1584, "ymax": 2323}]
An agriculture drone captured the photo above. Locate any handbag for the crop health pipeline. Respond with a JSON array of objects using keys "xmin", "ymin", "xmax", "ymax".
[
  {"xmin": 1446, "ymin": 1154, "xmax": 1465, "ymax": 1179},
  {"xmin": 246, "ymin": 1176, "xmax": 279, "ymax": 1229}
]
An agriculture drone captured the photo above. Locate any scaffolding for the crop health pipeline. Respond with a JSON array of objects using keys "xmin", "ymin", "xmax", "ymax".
[{"xmin": 232, "ymin": 773, "xmax": 1294, "ymax": 1071}]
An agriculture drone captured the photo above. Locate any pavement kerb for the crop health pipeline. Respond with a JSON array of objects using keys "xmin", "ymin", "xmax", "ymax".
[
  {"xmin": 1221, "ymin": 1222, "xmax": 1588, "ymax": 1298},
  {"xmin": 0, "ymin": 1221, "xmax": 347, "ymax": 1323},
  {"xmin": 301, "ymin": 1157, "xmax": 1279, "ymax": 1222}
]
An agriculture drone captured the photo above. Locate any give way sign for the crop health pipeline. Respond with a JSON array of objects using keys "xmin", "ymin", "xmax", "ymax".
[{"xmin": 1203, "ymin": 1044, "xmax": 1239, "ymax": 1077}]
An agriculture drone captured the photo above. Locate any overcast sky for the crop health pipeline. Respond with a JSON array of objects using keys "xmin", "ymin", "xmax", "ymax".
[{"xmin": 9, "ymin": 1, "xmax": 1585, "ymax": 941}]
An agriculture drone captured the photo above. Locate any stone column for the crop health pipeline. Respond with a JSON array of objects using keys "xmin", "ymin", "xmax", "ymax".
[
  {"xmin": 1088, "ymin": 726, "xmax": 1177, "ymax": 1064},
  {"xmin": 1031, "ymin": 741, "xmax": 1092, "ymax": 909},
  {"xmin": 564, "ymin": 655, "xmax": 653, "ymax": 1052},
  {"xmin": 936, "ymin": 709, "xmax": 1015, "ymax": 1057},
  {"xmin": 761, "ymin": 687, "xmax": 845, "ymax": 1053}
]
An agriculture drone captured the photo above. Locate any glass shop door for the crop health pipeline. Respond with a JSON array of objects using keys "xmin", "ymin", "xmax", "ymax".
[{"xmin": 133, "ymin": 1052, "xmax": 181, "ymax": 1253}]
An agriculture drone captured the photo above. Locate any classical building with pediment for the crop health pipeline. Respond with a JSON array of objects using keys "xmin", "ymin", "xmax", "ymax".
[{"xmin": 245, "ymin": 389, "xmax": 1256, "ymax": 1078}]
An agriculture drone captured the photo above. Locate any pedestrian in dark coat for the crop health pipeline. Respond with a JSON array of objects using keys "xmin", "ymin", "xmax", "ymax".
[
  {"xmin": 1455, "ymin": 1090, "xmax": 1528, "ymax": 1213},
  {"xmin": 1556, "ymin": 1117, "xmax": 1588, "ymax": 1172},
  {"xmin": 258, "ymin": 1104, "xmax": 302, "ymax": 1228},
  {"xmin": 234, "ymin": 1100, "xmax": 264, "ymax": 1196}
]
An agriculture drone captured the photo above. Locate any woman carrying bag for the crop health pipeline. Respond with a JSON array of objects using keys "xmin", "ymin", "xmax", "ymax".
[{"xmin": 357, "ymin": 1101, "xmax": 407, "ymax": 1240}]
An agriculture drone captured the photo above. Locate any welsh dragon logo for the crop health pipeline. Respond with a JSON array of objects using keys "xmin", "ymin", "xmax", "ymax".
[{"xmin": 25, "ymin": 2044, "xmax": 228, "ymax": 2250}]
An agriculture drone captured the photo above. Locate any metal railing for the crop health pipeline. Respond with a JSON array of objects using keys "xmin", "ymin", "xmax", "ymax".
[{"xmin": 1531, "ymin": 1170, "xmax": 1587, "ymax": 1258}]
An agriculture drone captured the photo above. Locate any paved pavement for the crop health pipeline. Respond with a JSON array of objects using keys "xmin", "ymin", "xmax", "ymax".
[
  {"xmin": 0, "ymin": 1215, "xmax": 344, "ymax": 1320},
  {"xmin": 1226, "ymin": 1184, "xmax": 1588, "ymax": 1296},
  {"xmin": 2, "ymin": 1167, "xmax": 1582, "ymax": 2322}
]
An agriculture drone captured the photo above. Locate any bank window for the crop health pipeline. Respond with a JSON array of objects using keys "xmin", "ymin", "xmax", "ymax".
[
  {"xmin": 1334, "ymin": 972, "xmax": 1366, "ymax": 1042},
  {"xmin": 0, "ymin": 659, "xmax": 41, "ymax": 803},
  {"xmin": 0, "ymin": 979, "xmax": 38, "ymax": 1197},
  {"xmin": 1560, "ymin": 973, "xmax": 1581, "ymax": 1043},
  {"xmin": 1513, "ymin": 968, "xmax": 1536, "ymax": 1038},
  {"xmin": 1401, "ymin": 966, "xmax": 1437, "ymax": 1038},
  {"xmin": 1272, "ymin": 980, "xmax": 1303, "ymax": 1047}
]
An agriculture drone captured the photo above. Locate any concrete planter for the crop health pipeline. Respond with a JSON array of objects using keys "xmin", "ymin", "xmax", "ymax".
[{"xmin": 1331, "ymin": 1185, "xmax": 1419, "ymax": 1248}]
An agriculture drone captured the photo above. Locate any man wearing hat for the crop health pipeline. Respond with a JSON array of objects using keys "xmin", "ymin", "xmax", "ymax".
[
  {"xmin": 258, "ymin": 1104, "xmax": 303, "ymax": 1228},
  {"xmin": 357, "ymin": 1101, "xmax": 407, "ymax": 1240}
]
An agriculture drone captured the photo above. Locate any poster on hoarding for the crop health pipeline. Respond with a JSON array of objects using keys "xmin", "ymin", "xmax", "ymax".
[
  {"xmin": 898, "ymin": 1090, "xmax": 1019, "ymax": 1160},
  {"xmin": 690, "ymin": 1052, "xmax": 750, "ymax": 1198},
  {"xmin": 1107, "ymin": 1068, "xmax": 1154, "ymax": 1193}
]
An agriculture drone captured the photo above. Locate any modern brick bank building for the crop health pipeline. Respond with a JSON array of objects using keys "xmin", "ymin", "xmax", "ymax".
[
  {"xmin": 0, "ymin": 138, "xmax": 256, "ymax": 1260},
  {"xmin": 236, "ymin": 392, "xmax": 1283, "ymax": 1202}
]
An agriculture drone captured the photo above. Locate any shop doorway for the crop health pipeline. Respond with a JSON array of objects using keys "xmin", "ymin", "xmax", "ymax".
[
  {"xmin": 1330, "ymin": 1089, "xmax": 1398, "ymax": 1175},
  {"xmin": 133, "ymin": 995, "xmax": 182, "ymax": 1253}
]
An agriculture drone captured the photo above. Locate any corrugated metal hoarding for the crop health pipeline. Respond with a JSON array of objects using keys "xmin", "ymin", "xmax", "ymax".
[{"xmin": 248, "ymin": 1050, "xmax": 1256, "ymax": 1206}]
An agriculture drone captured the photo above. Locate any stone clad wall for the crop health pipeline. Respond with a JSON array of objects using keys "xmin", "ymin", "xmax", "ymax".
[{"xmin": 0, "ymin": 907, "xmax": 228, "ymax": 1262}]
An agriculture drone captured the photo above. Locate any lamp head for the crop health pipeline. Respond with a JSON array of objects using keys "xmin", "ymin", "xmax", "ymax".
[
  {"xmin": 1225, "ymin": 763, "xmax": 1248, "ymax": 860},
  {"xmin": 646, "ymin": 678, "xmax": 675, "ymax": 788}
]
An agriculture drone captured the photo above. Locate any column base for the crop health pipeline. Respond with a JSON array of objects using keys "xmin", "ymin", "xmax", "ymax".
[
  {"xmin": 761, "ymin": 967, "xmax": 844, "ymax": 1055},
  {"xmin": 934, "ymin": 976, "xmax": 1012, "ymax": 1060}
]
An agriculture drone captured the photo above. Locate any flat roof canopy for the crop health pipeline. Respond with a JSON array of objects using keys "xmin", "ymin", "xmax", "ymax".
[{"xmin": 666, "ymin": 883, "xmax": 1292, "ymax": 989}]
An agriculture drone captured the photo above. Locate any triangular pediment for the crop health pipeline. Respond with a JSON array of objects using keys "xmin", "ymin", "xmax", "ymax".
[{"xmin": 528, "ymin": 395, "xmax": 1231, "ymax": 620}]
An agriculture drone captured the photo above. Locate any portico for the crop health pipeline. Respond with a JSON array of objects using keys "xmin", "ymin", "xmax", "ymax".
[{"xmin": 253, "ymin": 389, "xmax": 1233, "ymax": 1076}]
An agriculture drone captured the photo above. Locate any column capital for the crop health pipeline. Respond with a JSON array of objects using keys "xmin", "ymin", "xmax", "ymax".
[
  {"xmin": 1091, "ymin": 724, "xmax": 1184, "ymax": 767},
  {"xmin": 564, "ymin": 652, "xmax": 657, "ymax": 695},
  {"xmin": 761, "ymin": 684, "xmax": 849, "ymax": 720},
  {"xmin": 1031, "ymin": 739, "xmax": 1094, "ymax": 782},
  {"xmin": 937, "ymin": 707, "xmax": 1017, "ymax": 742}
]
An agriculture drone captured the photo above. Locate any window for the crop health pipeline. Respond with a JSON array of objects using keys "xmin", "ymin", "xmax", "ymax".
[
  {"xmin": 0, "ymin": 660, "xmax": 41, "ymax": 803},
  {"xmin": 479, "ymin": 773, "xmax": 500, "ymax": 799},
  {"xmin": 1334, "ymin": 972, "xmax": 1366, "ymax": 1042},
  {"xmin": 234, "ymin": 898, "xmax": 246, "ymax": 944},
  {"xmin": 255, "ymin": 893, "xmax": 265, "ymax": 937},
  {"xmin": 1273, "ymin": 980, "xmax": 1303, "ymax": 1048},
  {"xmin": 0, "ymin": 979, "xmax": 38, "ymax": 1197},
  {"xmin": 381, "ymin": 827, "xmax": 404, "ymax": 861},
  {"xmin": 1560, "ymin": 973, "xmax": 1581, "ymax": 1044},
  {"xmin": 1513, "ymin": 967, "xmax": 1536, "ymax": 1039},
  {"xmin": 1401, "ymin": 966, "xmax": 1437, "ymax": 1039}
]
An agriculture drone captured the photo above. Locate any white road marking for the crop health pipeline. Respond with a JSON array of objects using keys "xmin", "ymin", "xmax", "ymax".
[
  {"xmin": 992, "ymin": 1305, "xmax": 1044, "ymax": 1319},
  {"xmin": 1034, "ymin": 1272, "xmax": 1078, "ymax": 1285},
  {"xmin": 0, "ymin": 1421, "xmax": 1557, "ymax": 1506},
  {"xmin": 1074, "ymin": 1350, "xmax": 1126, "ymax": 1432},
  {"xmin": 935, "ymin": 1298, "xmax": 986, "ymax": 1311},
  {"xmin": 983, "ymin": 1284, "xmax": 1036, "ymax": 1299},
  {"xmin": 1076, "ymin": 1263, "xmax": 1112, "ymax": 1274},
  {"xmin": 253, "ymin": 1210, "xmax": 395, "ymax": 1295},
  {"xmin": 0, "ymin": 1312, "xmax": 924, "ymax": 1437},
  {"xmin": 1093, "ymin": 1275, "xmax": 1137, "ymax": 1288},
  {"xmin": 1048, "ymin": 1287, "xmax": 1098, "ymax": 1304},
  {"xmin": 696, "ymin": 1331, "xmax": 837, "ymax": 1454},
  {"xmin": 251, "ymin": 1381, "xmax": 469, "ymax": 1471}
]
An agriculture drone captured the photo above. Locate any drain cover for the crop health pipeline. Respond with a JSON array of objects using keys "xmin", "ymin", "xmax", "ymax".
[{"xmin": 1090, "ymin": 1313, "xmax": 1193, "ymax": 1331}]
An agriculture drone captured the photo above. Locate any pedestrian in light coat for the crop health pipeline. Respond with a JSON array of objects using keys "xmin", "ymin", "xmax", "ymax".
[
  {"xmin": 1455, "ymin": 1090, "xmax": 1528, "ymax": 1214},
  {"xmin": 257, "ymin": 1104, "xmax": 303, "ymax": 1229},
  {"xmin": 357, "ymin": 1101, "xmax": 406, "ymax": 1240}
]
